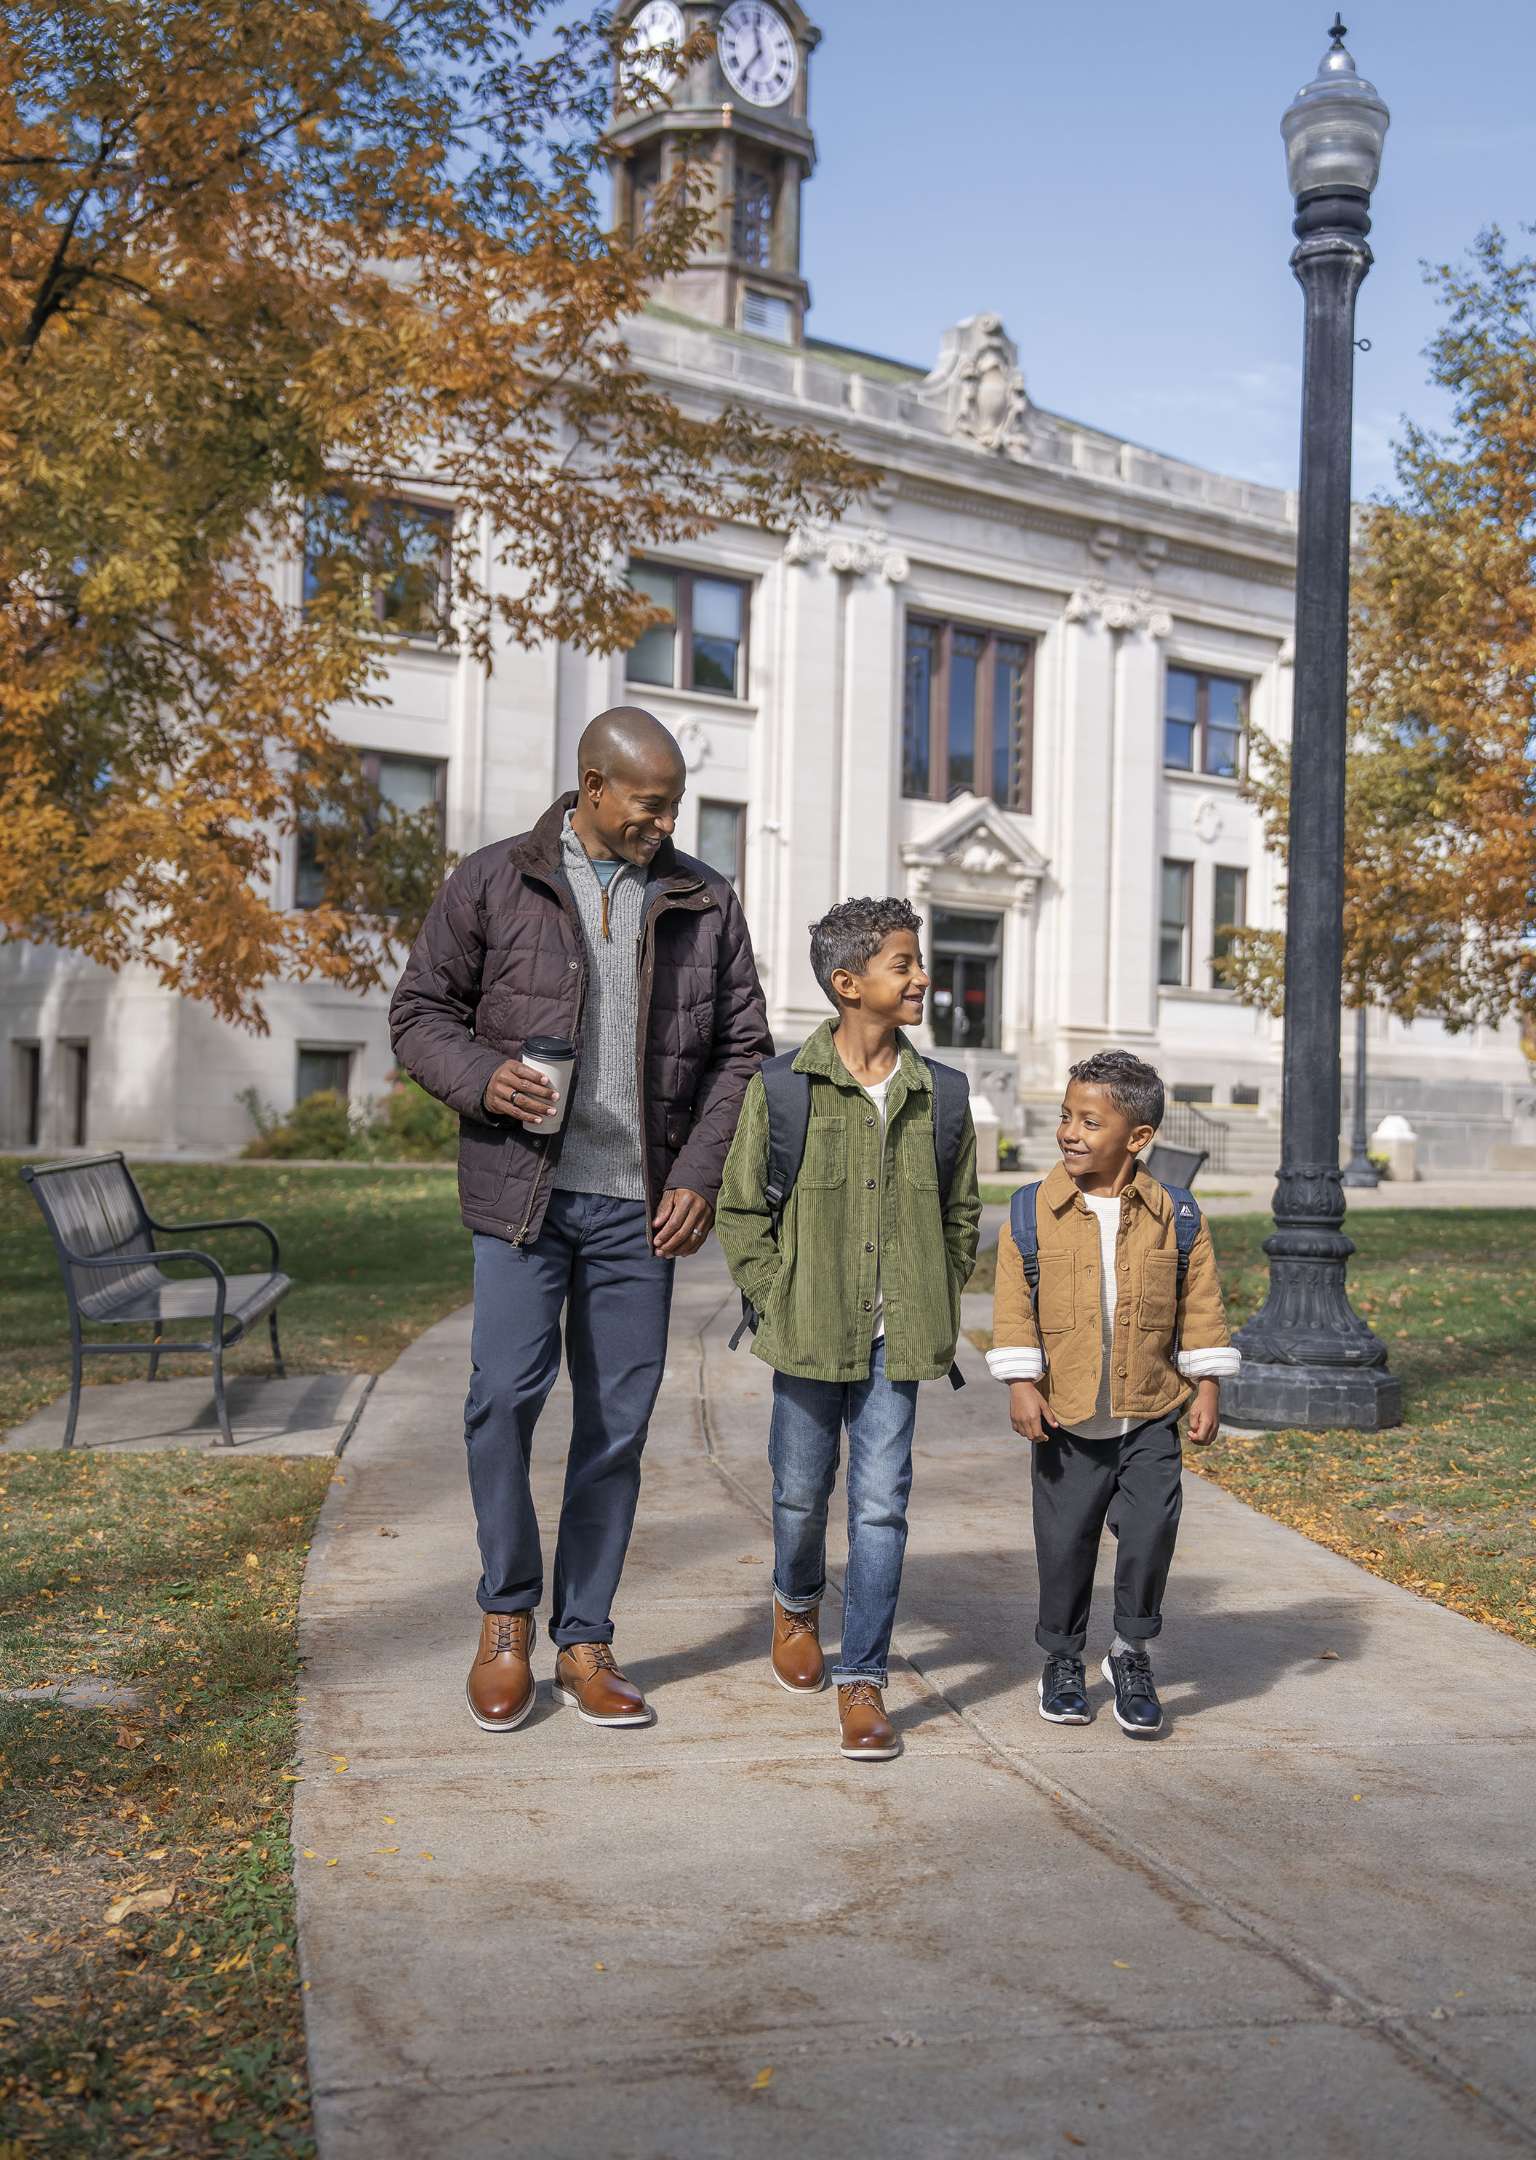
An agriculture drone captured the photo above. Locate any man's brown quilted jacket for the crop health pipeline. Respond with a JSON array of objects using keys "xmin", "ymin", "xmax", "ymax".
[{"xmin": 389, "ymin": 794, "xmax": 772, "ymax": 1247}]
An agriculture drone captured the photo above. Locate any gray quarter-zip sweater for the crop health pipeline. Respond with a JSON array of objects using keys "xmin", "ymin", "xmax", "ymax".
[{"xmin": 552, "ymin": 812, "xmax": 648, "ymax": 1201}]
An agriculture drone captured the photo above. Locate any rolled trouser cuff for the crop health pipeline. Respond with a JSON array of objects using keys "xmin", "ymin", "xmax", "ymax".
[
  {"xmin": 1035, "ymin": 1622, "xmax": 1088, "ymax": 1655},
  {"xmin": 1110, "ymin": 1614, "xmax": 1163, "ymax": 1642},
  {"xmin": 773, "ymin": 1580, "xmax": 825, "ymax": 1614},
  {"xmin": 831, "ymin": 1667, "xmax": 887, "ymax": 1690}
]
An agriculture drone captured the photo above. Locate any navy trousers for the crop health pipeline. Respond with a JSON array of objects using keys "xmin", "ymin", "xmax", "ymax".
[{"xmin": 466, "ymin": 1192, "xmax": 674, "ymax": 1645}]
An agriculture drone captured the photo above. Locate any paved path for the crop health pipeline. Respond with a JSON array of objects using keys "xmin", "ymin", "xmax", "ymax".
[
  {"xmin": 3, "ymin": 1371, "xmax": 372, "ymax": 1454},
  {"xmin": 294, "ymin": 1252, "xmax": 1536, "ymax": 2159}
]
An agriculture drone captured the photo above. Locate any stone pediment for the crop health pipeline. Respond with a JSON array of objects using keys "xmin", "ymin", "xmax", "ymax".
[{"xmin": 901, "ymin": 793, "xmax": 1048, "ymax": 894}]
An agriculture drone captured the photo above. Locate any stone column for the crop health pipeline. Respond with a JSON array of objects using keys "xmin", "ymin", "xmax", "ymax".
[
  {"xmin": 1054, "ymin": 589, "xmax": 1117, "ymax": 1053},
  {"xmin": 1104, "ymin": 594, "xmax": 1172, "ymax": 1043}
]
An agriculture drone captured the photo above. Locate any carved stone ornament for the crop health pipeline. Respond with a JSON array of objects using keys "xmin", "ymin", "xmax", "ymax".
[
  {"xmin": 783, "ymin": 517, "xmax": 909, "ymax": 584},
  {"xmin": 675, "ymin": 718, "xmax": 710, "ymax": 771},
  {"xmin": 1192, "ymin": 796, "xmax": 1225, "ymax": 845},
  {"xmin": 917, "ymin": 313, "xmax": 1033, "ymax": 461},
  {"xmin": 901, "ymin": 790, "xmax": 1049, "ymax": 900},
  {"xmin": 1278, "ymin": 635, "xmax": 1296, "ymax": 666},
  {"xmin": 1063, "ymin": 584, "xmax": 1172, "ymax": 639}
]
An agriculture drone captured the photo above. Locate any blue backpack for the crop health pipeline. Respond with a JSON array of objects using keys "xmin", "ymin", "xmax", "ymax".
[{"xmin": 1008, "ymin": 1180, "xmax": 1201, "ymax": 1352}]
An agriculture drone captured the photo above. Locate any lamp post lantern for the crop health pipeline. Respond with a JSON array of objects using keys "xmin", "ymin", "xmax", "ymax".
[{"xmin": 1223, "ymin": 18, "xmax": 1401, "ymax": 1430}]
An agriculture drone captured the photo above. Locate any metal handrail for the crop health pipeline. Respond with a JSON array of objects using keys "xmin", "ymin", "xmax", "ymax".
[{"xmin": 1161, "ymin": 1099, "xmax": 1230, "ymax": 1173}]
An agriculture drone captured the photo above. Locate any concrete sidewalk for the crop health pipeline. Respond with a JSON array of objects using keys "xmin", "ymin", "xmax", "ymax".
[{"xmin": 293, "ymin": 1252, "xmax": 1536, "ymax": 2160}]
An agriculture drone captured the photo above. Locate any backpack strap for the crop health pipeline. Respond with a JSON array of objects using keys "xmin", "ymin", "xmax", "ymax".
[
  {"xmin": 1008, "ymin": 1182, "xmax": 1042, "ymax": 1300},
  {"xmin": 921, "ymin": 1056, "xmax": 970, "ymax": 1208},
  {"xmin": 758, "ymin": 1051, "xmax": 812, "ymax": 1231},
  {"xmin": 1160, "ymin": 1184, "xmax": 1202, "ymax": 1292},
  {"xmin": 730, "ymin": 1053, "xmax": 810, "ymax": 1352}
]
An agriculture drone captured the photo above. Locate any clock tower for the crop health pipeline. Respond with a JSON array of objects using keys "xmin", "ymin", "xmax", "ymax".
[{"xmin": 610, "ymin": 1, "xmax": 819, "ymax": 345}]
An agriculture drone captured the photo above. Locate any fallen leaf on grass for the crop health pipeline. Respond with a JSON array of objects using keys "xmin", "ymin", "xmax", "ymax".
[
  {"xmin": 30, "ymin": 1996, "xmax": 67, "ymax": 2009},
  {"xmin": 244, "ymin": 1553, "xmax": 260, "ymax": 1570},
  {"xmin": 105, "ymin": 1887, "xmax": 174, "ymax": 1925}
]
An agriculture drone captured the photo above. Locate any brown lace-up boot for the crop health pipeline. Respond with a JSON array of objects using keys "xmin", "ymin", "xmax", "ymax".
[
  {"xmin": 553, "ymin": 1642, "xmax": 652, "ymax": 1727},
  {"xmin": 837, "ymin": 1681, "xmax": 901, "ymax": 1761},
  {"xmin": 770, "ymin": 1597, "xmax": 826, "ymax": 1694},
  {"xmin": 466, "ymin": 1612, "xmax": 537, "ymax": 1732}
]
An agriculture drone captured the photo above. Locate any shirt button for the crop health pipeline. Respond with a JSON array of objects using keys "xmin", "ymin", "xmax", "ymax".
[
  {"xmin": 865, "ymin": 1241, "xmax": 875, "ymax": 1254},
  {"xmin": 862, "ymin": 1300, "xmax": 873, "ymax": 1312},
  {"xmin": 866, "ymin": 1178, "xmax": 877, "ymax": 1190},
  {"xmin": 865, "ymin": 1115, "xmax": 876, "ymax": 1126}
]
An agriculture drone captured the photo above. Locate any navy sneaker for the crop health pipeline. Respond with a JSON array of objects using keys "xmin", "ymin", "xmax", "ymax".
[
  {"xmin": 1101, "ymin": 1648, "xmax": 1163, "ymax": 1736},
  {"xmin": 1037, "ymin": 1654, "xmax": 1092, "ymax": 1725}
]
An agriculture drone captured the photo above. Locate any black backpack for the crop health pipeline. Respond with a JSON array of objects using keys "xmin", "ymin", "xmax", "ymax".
[{"xmin": 728, "ymin": 1050, "xmax": 971, "ymax": 1387}]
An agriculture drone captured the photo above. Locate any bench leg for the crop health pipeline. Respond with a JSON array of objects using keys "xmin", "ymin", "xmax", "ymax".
[
  {"xmin": 62, "ymin": 1346, "xmax": 84, "ymax": 1452},
  {"xmin": 268, "ymin": 1307, "xmax": 286, "ymax": 1380},
  {"xmin": 148, "ymin": 1328, "xmax": 163, "ymax": 1382},
  {"xmin": 211, "ymin": 1344, "xmax": 235, "ymax": 1449}
]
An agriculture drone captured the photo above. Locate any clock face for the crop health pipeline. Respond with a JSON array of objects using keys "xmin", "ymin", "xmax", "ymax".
[
  {"xmin": 717, "ymin": 1, "xmax": 798, "ymax": 107},
  {"xmin": 621, "ymin": 1, "xmax": 686, "ymax": 99}
]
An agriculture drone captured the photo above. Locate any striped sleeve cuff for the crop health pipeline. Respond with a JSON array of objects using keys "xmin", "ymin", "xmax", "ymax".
[
  {"xmin": 1177, "ymin": 1346, "xmax": 1241, "ymax": 1380},
  {"xmin": 986, "ymin": 1346, "xmax": 1045, "ymax": 1384}
]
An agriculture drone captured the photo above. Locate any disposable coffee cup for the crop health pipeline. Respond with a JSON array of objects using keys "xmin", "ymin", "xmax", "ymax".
[{"xmin": 519, "ymin": 1036, "xmax": 576, "ymax": 1135}]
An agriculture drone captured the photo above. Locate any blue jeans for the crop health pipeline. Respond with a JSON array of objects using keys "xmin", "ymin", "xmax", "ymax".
[
  {"xmin": 768, "ymin": 1341, "xmax": 919, "ymax": 1688},
  {"xmin": 466, "ymin": 1194, "xmax": 673, "ymax": 1645}
]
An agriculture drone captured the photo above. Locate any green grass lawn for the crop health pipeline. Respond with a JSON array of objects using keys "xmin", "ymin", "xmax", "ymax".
[
  {"xmin": 0, "ymin": 1159, "xmax": 471, "ymax": 1439},
  {"xmin": 0, "ymin": 1160, "xmax": 472, "ymax": 2155},
  {"xmin": 968, "ymin": 1207, "xmax": 1536, "ymax": 1648}
]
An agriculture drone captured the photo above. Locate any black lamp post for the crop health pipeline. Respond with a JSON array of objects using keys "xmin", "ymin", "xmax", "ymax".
[
  {"xmin": 1224, "ymin": 18, "xmax": 1401, "ymax": 1431},
  {"xmin": 1341, "ymin": 1003, "xmax": 1381, "ymax": 1187}
]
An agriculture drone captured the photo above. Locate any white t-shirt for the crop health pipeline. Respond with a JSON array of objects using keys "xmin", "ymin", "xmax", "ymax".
[
  {"xmin": 1067, "ymin": 1194, "xmax": 1135, "ymax": 1441},
  {"xmin": 861, "ymin": 1068, "xmax": 896, "ymax": 1343}
]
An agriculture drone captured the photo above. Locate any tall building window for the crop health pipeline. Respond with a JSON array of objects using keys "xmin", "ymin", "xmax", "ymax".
[
  {"xmin": 696, "ymin": 800, "xmax": 745, "ymax": 892},
  {"xmin": 631, "ymin": 147, "xmax": 662, "ymax": 234},
  {"xmin": 304, "ymin": 492, "xmax": 453, "ymax": 640},
  {"xmin": 295, "ymin": 753, "xmax": 447, "ymax": 910},
  {"xmin": 626, "ymin": 562, "xmax": 750, "ymax": 698},
  {"xmin": 16, "ymin": 1040, "xmax": 41, "ymax": 1147},
  {"xmin": 731, "ymin": 162, "xmax": 775, "ymax": 267},
  {"xmin": 1159, "ymin": 860, "xmax": 1193, "ymax": 987},
  {"xmin": 928, "ymin": 909, "xmax": 1001, "ymax": 1049},
  {"xmin": 63, "ymin": 1040, "xmax": 90, "ymax": 1147},
  {"xmin": 902, "ymin": 616, "xmax": 1035, "ymax": 809},
  {"xmin": 1212, "ymin": 865, "xmax": 1248, "ymax": 982},
  {"xmin": 1164, "ymin": 666, "xmax": 1249, "ymax": 778},
  {"xmin": 296, "ymin": 1047, "xmax": 353, "ymax": 1103}
]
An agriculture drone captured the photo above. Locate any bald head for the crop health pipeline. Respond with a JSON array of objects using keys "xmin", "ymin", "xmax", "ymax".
[
  {"xmin": 577, "ymin": 707, "xmax": 685, "ymax": 791},
  {"xmin": 572, "ymin": 706, "xmax": 687, "ymax": 868}
]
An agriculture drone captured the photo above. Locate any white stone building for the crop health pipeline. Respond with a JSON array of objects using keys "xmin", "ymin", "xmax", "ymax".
[{"xmin": 4, "ymin": 0, "xmax": 1528, "ymax": 1172}]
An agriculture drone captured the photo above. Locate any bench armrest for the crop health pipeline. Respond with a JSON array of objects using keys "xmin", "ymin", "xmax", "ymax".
[
  {"xmin": 148, "ymin": 1215, "xmax": 281, "ymax": 1271},
  {"xmin": 70, "ymin": 1248, "xmax": 229, "ymax": 1329}
]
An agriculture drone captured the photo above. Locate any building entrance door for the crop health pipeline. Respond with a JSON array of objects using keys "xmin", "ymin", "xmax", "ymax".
[{"xmin": 928, "ymin": 909, "xmax": 1001, "ymax": 1049}]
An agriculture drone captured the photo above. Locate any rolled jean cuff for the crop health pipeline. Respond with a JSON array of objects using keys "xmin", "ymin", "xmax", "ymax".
[
  {"xmin": 1035, "ymin": 1622, "xmax": 1088, "ymax": 1656},
  {"xmin": 1110, "ymin": 1614, "xmax": 1162, "ymax": 1642},
  {"xmin": 831, "ymin": 1667, "xmax": 887, "ymax": 1690},
  {"xmin": 549, "ymin": 1625, "xmax": 616, "ymax": 1649},
  {"xmin": 772, "ymin": 1580, "xmax": 824, "ymax": 1614}
]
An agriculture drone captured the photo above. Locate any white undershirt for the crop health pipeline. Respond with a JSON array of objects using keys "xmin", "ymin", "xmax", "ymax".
[
  {"xmin": 1068, "ymin": 1194, "xmax": 1136, "ymax": 1441},
  {"xmin": 861, "ymin": 1069, "xmax": 896, "ymax": 1344}
]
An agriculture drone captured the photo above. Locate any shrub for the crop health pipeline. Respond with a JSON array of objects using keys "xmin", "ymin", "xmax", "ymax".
[
  {"xmin": 243, "ymin": 1090, "xmax": 359, "ymax": 1160},
  {"xmin": 239, "ymin": 1072, "xmax": 457, "ymax": 1161},
  {"xmin": 371, "ymin": 1075, "xmax": 459, "ymax": 1161}
]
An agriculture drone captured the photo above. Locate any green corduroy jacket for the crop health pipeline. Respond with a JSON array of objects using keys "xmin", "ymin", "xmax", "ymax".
[{"xmin": 715, "ymin": 1020, "xmax": 981, "ymax": 1384}]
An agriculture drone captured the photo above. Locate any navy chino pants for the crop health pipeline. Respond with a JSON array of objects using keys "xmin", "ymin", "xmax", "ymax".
[{"xmin": 466, "ymin": 1191, "xmax": 674, "ymax": 1646}]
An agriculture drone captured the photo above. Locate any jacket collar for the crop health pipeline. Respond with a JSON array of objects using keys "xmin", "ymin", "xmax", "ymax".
[
  {"xmin": 1041, "ymin": 1159, "xmax": 1171, "ymax": 1218},
  {"xmin": 514, "ymin": 791, "xmax": 696, "ymax": 894},
  {"xmin": 792, "ymin": 1018, "xmax": 932, "ymax": 1092}
]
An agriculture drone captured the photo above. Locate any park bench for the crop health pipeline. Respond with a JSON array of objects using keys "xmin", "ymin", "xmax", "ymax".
[
  {"xmin": 1144, "ymin": 1140, "xmax": 1209, "ymax": 1190},
  {"xmin": 21, "ymin": 1153, "xmax": 291, "ymax": 1451}
]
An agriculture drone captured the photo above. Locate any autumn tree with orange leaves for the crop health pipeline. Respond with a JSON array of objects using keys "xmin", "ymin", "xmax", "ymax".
[
  {"xmin": 0, "ymin": 0, "xmax": 869, "ymax": 1026},
  {"xmin": 1225, "ymin": 227, "xmax": 1536, "ymax": 1051}
]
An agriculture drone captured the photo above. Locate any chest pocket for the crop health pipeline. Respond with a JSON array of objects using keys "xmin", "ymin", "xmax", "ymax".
[
  {"xmin": 1038, "ymin": 1247, "xmax": 1076, "ymax": 1332},
  {"xmin": 898, "ymin": 1117, "xmax": 939, "ymax": 1190},
  {"xmin": 799, "ymin": 1119, "xmax": 847, "ymax": 1189},
  {"xmin": 1138, "ymin": 1249, "xmax": 1179, "ymax": 1331}
]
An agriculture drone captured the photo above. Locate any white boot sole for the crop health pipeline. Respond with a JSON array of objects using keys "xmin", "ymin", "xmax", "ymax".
[
  {"xmin": 1100, "ymin": 1656, "xmax": 1163, "ymax": 1735},
  {"xmin": 839, "ymin": 1739, "xmax": 902, "ymax": 1760},
  {"xmin": 464, "ymin": 1678, "xmax": 537, "ymax": 1733},
  {"xmin": 552, "ymin": 1684, "xmax": 654, "ymax": 1727},
  {"xmin": 770, "ymin": 1646, "xmax": 828, "ymax": 1694}
]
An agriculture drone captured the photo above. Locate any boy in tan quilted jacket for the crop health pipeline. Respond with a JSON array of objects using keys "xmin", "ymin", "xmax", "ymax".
[{"xmin": 988, "ymin": 1049, "xmax": 1238, "ymax": 1736}]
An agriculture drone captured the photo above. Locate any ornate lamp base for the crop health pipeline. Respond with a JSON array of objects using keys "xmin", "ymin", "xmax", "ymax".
[{"xmin": 1222, "ymin": 1357, "xmax": 1402, "ymax": 1432}]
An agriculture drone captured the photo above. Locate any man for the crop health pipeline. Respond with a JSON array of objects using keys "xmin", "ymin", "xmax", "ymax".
[{"xmin": 390, "ymin": 708, "xmax": 771, "ymax": 1732}]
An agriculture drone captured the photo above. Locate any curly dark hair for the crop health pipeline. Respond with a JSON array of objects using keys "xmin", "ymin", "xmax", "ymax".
[
  {"xmin": 1066, "ymin": 1048, "xmax": 1165, "ymax": 1134},
  {"xmin": 808, "ymin": 895, "xmax": 922, "ymax": 1006}
]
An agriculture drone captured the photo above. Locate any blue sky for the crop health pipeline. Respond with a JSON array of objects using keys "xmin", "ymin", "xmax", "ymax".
[{"xmin": 795, "ymin": 0, "xmax": 1535, "ymax": 496}]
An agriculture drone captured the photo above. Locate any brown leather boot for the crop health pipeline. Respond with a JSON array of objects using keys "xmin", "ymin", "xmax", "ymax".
[
  {"xmin": 553, "ymin": 1643, "xmax": 652, "ymax": 1727},
  {"xmin": 770, "ymin": 1597, "xmax": 826, "ymax": 1694},
  {"xmin": 466, "ymin": 1612, "xmax": 537, "ymax": 1733},
  {"xmin": 837, "ymin": 1681, "xmax": 901, "ymax": 1761}
]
